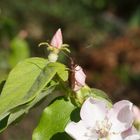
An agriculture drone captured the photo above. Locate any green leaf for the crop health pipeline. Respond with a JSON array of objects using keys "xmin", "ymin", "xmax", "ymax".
[
  {"xmin": 0, "ymin": 57, "xmax": 55, "ymax": 121},
  {"xmin": 8, "ymin": 80, "xmax": 59, "ymax": 124},
  {"xmin": 49, "ymin": 62, "xmax": 68, "ymax": 81},
  {"xmin": 32, "ymin": 97, "xmax": 76, "ymax": 140},
  {"xmin": 75, "ymin": 86, "xmax": 112, "ymax": 107},
  {"xmin": 90, "ymin": 88, "xmax": 112, "ymax": 107},
  {"xmin": 7, "ymin": 84, "xmax": 56, "ymax": 126},
  {"xmin": 0, "ymin": 58, "xmax": 69, "ymax": 132}
]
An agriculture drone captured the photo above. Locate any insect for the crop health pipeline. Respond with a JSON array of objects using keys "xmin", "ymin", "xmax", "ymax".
[
  {"xmin": 69, "ymin": 57, "xmax": 77, "ymax": 90},
  {"xmin": 69, "ymin": 57, "xmax": 83, "ymax": 91},
  {"xmin": 57, "ymin": 50, "xmax": 84, "ymax": 91}
]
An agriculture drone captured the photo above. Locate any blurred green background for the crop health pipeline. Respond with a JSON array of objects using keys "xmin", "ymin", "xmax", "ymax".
[{"xmin": 0, "ymin": 0, "xmax": 140, "ymax": 139}]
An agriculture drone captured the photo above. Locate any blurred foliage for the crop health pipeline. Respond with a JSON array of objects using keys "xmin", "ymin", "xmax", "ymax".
[
  {"xmin": 9, "ymin": 34, "xmax": 30, "ymax": 68},
  {"xmin": 0, "ymin": 0, "xmax": 140, "ymax": 139},
  {"xmin": 129, "ymin": 7, "xmax": 140, "ymax": 28}
]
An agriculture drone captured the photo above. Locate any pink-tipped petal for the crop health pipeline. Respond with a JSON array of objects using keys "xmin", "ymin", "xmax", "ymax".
[
  {"xmin": 108, "ymin": 100, "xmax": 134, "ymax": 133},
  {"xmin": 50, "ymin": 28, "xmax": 63, "ymax": 48},
  {"xmin": 121, "ymin": 127, "xmax": 140, "ymax": 140},
  {"xmin": 80, "ymin": 97, "xmax": 108, "ymax": 128}
]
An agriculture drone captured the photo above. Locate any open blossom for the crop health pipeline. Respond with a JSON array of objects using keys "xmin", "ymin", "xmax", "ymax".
[
  {"xmin": 65, "ymin": 97, "xmax": 140, "ymax": 140},
  {"xmin": 73, "ymin": 65, "xmax": 86, "ymax": 91},
  {"xmin": 50, "ymin": 28, "xmax": 63, "ymax": 49}
]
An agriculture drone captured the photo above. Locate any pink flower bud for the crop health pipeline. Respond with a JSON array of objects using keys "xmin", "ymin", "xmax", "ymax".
[
  {"xmin": 73, "ymin": 65, "xmax": 86, "ymax": 91},
  {"xmin": 50, "ymin": 28, "xmax": 63, "ymax": 49},
  {"xmin": 133, "ymin": 105, "xmax": 140, "ymax": 123}
]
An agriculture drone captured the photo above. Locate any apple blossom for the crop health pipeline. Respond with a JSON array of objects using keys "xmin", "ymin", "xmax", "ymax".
[
  {"xmin": 50, "ymin": 28, "xmax": 63, "ymax": 49},
  {"xmin": 65, "ymin": 97, "xmax": 140, "ymax": 140},
  {"xmin": 73, "ymin": 65, "xmax": 86, "ymax": 91}
]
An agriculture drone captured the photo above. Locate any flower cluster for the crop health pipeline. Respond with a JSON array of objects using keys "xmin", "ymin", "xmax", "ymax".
[
  {"xmin": 47, "ymin": 29, "xmax": 87, "ymax": 91},
  {"xmin": 47, "ymin": 29, "xmax": 140, "ymax": 140},
  {"xmin": 65, "ymin": 97, "xmax": 140, "ymax": 140}
]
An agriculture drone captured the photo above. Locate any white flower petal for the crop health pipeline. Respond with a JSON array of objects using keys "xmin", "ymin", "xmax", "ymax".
[
  {"xmin": 80, "ymin": 97, "xmax": 108, "ymax": 128},
  {"xmin": 65, "ymin": 120, "xmax": 98, "ymax": 140},
  {"xmin": 121, "ymin": 127, "xmax": 140, "ymax": 140},
  {"xmin": 108, "ymin": 133, "xmax": 123, "ymax": 140},
  {"xmin": 50, "ymin": 28, "xmax": 63, "ymax": 48},
  {"xmin": 108, "ymin": 100, "xmax": 134, "ymax": 133}
]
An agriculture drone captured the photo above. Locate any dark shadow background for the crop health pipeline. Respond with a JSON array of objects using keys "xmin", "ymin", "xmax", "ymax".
[{"xmin": 0, "ymin": 0, "xmax": 140, "ymax": 139}]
